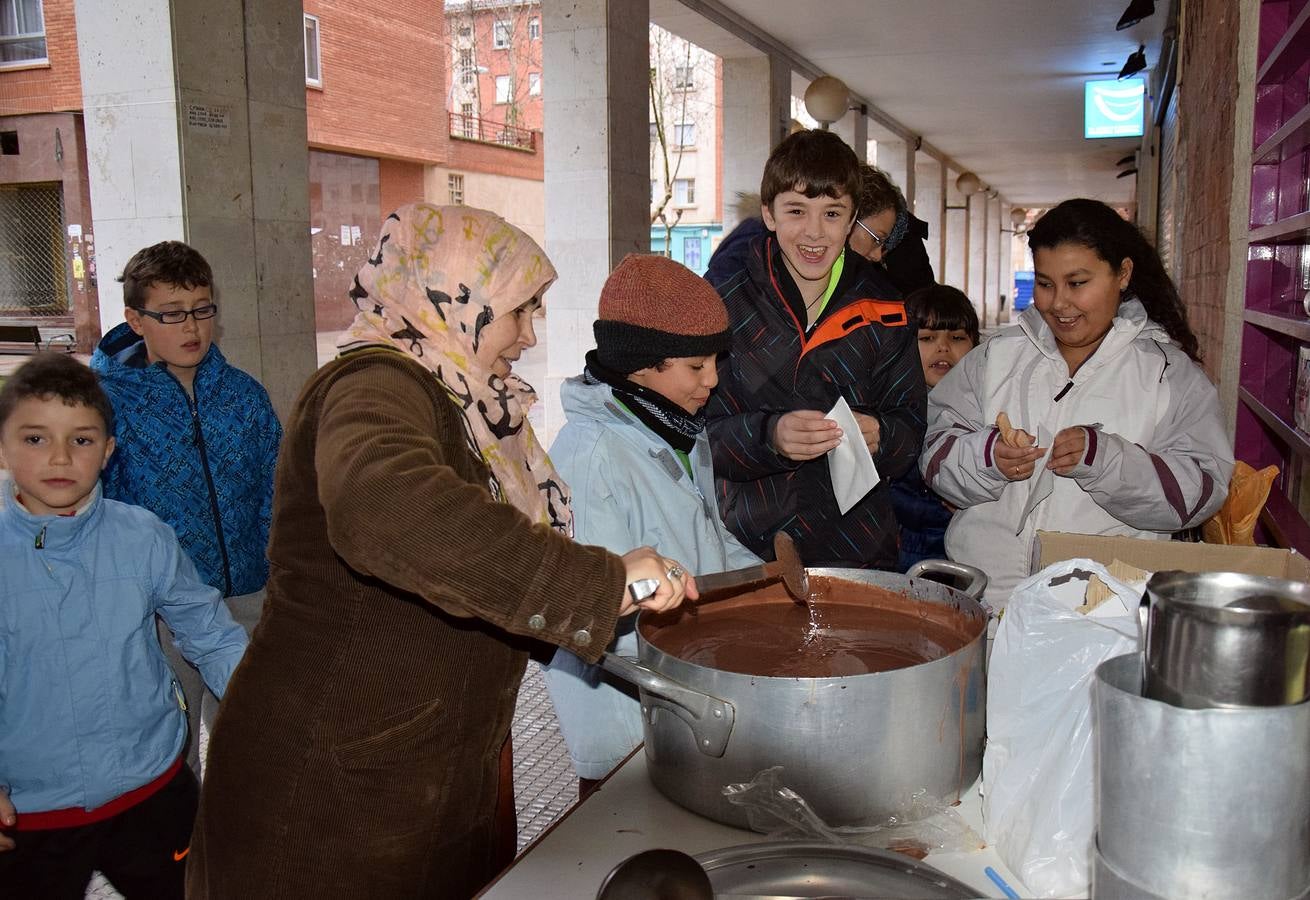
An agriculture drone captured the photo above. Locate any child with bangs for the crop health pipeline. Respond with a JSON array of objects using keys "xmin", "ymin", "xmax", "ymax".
[
  {"xmin": 890, "ymin": 284, "xmax": 979, "ymax": 570},
  {"xmin": 704, "ymin": 129, "xmax": 926, "ymax": 571}
]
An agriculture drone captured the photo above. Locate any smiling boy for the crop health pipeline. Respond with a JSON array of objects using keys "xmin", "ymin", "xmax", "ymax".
[
  {"xmin": 543, "ymin": 254, "xmax": 761, "ymax": 792},
  {"xmin": 0, "ymin": 353, "xmax": 246, "ymax": 899},
  {"xmin": 704, "ymin": 129, "xmax": 926, "ymax": 569},
  {"xmin": 90, "ymin": 241, "xmax": 281, "ymax": 775}
]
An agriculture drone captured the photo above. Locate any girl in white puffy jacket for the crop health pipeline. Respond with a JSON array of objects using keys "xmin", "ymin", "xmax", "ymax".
[{"xmin": 920, "ymin": 198, "xmax": 1234, "ymax": 609}]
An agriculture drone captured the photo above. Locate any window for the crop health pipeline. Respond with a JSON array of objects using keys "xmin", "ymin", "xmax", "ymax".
[
  {"xmin": 495, "ymin": 75, "xmax": 511, "ymax": 104},
  {"xmin": 649, "ymin": 121, "xmax": 658, "ymax": 140},
  {"xmin": 528, "ymin": 72, "xmax": 541, "ymax": 96},
  {"xmin": 303, "ymin": 14, "xmax": 321, "ymax": 87},
  {"xmin": 0, "ymin": 131, "xmax": 17, "ymax": 155},
  {"xmin": 459, "ymin": 103, "xmax": 475, "ymax": 138},
  {"xmin": 673, "ymin": 178, "xmax": 695, "ymax": 206},
  {"xmin": 673, "ymin": 65, "xmax": 694, "ymax": 89},
  {"xmin": 459, "ymin": 49, "xmax": 474, "ymax": 84},
  {"xmin": 528, "ymin": 16, "xmax": 540, "ymax": 40},
  {"xmin": 457, "ymin": 25, "xmax": 471, "ymax": 39},
  {"xmin": 673, "ymin": 122, "xmax": 696, "ymax": 146},
  {"xmin": 493, "ymin": 20, "xmax": 510, "ymax": 49},
  {"xmin": 448, "ymin": 174, "xmax": 464, "ymax": 205},
  {"xmin": 682, "ymin": 236, "xmax": 702, "ymax": 271},
  {"xmin": 0, "ymin": 0, "xmax": 46, "ymax": 66}
]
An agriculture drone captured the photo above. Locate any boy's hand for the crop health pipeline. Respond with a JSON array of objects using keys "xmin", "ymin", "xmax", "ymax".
[
  {"xmin": 772, "ymin": 410, "xmax": 842, "ymax": 461},
  {"xmin": 0, "ymin": 786, "xmax": 16, "ymax": 851},
  {"xmin": 994, "ymin": 439, "xmax": 1045, "ymax": 481},
  {"xmin": 1047, "ymin": 426, "xmax": 1089, "ymax": 475},
  {"xmin": 851, "ymin": 412, "xmax": 880, "ymax": 456}
]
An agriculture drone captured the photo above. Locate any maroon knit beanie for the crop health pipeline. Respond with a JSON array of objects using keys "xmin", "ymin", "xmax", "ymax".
[{"xmin": 594, "ymin": 254, "xmax": 732, "ymax": 373}]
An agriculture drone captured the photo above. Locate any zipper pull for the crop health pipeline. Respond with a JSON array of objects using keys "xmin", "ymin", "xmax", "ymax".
[
  {"xmin": 34, "ymin": 525, "xmax": 46, "ymax": 550},
  {"xmin": 1053, "ymin": 380, "xmax": 1073, "ymax": 402}
]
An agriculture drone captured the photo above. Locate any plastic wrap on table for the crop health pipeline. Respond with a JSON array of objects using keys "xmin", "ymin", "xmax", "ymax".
[{"xmin": 722, "ymin": 766, "xmax": 984, "ymax": 859}]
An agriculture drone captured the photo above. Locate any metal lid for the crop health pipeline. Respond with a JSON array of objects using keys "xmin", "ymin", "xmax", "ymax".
[{"xmin": 692, "ymin": 841, "xmax": 977, "ymax": 899}]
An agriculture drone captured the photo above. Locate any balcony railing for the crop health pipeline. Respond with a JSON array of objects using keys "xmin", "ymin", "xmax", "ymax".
[{"xmin": 449, "ymin": 113, "xmax": 537, "ymax": 152}]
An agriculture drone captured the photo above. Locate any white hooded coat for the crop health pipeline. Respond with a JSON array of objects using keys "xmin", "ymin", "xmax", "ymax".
[{"xmin": 920, "ymin": 299, "xmax": 1233, "ymax": 609}]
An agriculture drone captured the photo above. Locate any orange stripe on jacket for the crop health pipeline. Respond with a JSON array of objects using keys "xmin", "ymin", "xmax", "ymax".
[{"xmin": 800, "ymin": 299, "xmax": 908, "ymax": 360}]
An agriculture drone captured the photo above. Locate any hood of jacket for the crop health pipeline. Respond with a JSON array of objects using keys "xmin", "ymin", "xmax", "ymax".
[
  {"xmin": 1017, "ymin": 297, "xmax": 1170, "ymax": 376},
  {"xmin": 91, "ymin": 321, "xmax": 229, "ymax": 393}
]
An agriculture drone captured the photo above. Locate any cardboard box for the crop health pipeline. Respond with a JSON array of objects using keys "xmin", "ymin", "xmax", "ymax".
[{"xmin": 1033, "ymin": 531, "xmax": 1310, "ymax": 582}]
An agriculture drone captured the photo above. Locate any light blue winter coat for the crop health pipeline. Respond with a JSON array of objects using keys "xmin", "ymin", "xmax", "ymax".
[
  {"xmin": 0, "ymin": 480, "xmax": 248, "ymax": 814},
  {"xmin": 544, "ymin": 375, "xmax": 760, "ymax": 779}
]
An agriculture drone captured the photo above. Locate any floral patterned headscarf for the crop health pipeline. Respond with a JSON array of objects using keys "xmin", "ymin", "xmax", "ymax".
[{"xmin": 339, "ymin": 204, "xmax": 570, "ymax": 535}]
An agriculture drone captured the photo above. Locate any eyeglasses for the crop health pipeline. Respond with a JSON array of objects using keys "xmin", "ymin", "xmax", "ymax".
[
  {"xmin": 854, "ymin": 219, "xmax": 887, "ymax": 248},
  {"xmin": 135, "ymin": 304, "xmax": 219, "ymax": 325}
]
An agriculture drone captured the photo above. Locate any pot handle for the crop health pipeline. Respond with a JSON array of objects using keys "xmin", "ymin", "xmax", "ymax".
[
  {"xmin": 599, "ymin": 653, "xmax": 735, "ymax": 758},
  {"xmin": 906, "ymin": 559, "xmax": 988, "ymax": 601}
]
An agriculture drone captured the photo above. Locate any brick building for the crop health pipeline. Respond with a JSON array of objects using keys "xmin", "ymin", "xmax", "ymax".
[
  {"xmin": 0, "ymin": 0, "xmax": 98, "ymax": 348},
  {"xmin": 436, "ymin": 0, "xmax": 545, "ymax": 248}
]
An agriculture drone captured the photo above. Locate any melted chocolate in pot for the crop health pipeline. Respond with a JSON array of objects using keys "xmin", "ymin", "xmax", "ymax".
[{"xmin": 642, "ymin": 576, "xmax": 981, "ymax": 678}]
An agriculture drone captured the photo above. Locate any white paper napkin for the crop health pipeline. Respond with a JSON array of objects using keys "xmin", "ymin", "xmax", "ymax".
[
  {"xmin": 1015, "ymin": 425, "xmax": 1054, "ymax": 534},
  {"xmin": 825, "ymin": 396, "xmax": 880, "ymax": 515}
]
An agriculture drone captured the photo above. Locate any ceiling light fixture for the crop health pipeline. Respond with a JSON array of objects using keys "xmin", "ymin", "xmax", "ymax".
[
  {"xmin": 955, "ymin": 172, "xmax": 982, "ymax": 197},
  {"xmin": 803, "ymin": 76, "xmax": 850, "ymax": 130},
  {"xmin": 1010, "ymin": 208, "xmax": 1028, "ymax": 229},
  {"xmin": 1116, "ymin": 0, "xmax": 1155, "ymax": 30},
  {"xmin": 1118, "ymin": 45, "xmax": 1147, "ymax": 80}
]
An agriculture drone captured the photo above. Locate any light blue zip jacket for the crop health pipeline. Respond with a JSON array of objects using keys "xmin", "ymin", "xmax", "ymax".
[
  {"xmin": 0, "ymin": 480, "xmax": 248, "ymax": 814},
  {"xmin": 543, "ymin": 375, "xmax": 760, "ymax": 778}
]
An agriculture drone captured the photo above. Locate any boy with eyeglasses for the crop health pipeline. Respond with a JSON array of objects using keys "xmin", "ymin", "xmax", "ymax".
[{"xmin": 91, "ymin": 241, "xmax": 281, "ymax": 775}]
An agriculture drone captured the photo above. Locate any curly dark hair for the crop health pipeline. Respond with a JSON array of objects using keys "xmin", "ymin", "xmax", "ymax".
[
  {"xmin": 0, "ymin": 352, "xmax": 115, "ymax": 434},
  {"xmin": 1027, "ymin": 199, "xmax": 1200, "ymax": 362},
  {"xmin": 856, "ymin": 164, "xmax": 904, "ymax": 221},
  {"xmin": 905, "ymin": 284, "xmax": 980, "ymax": 347},
  {"xmin": 117, "ymin": 240, "xmax": 213, "ymax": 310}
]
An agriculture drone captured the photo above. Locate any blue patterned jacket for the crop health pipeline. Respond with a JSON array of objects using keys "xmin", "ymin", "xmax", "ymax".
[{"xmin": 91, "ymin": 323, "xmax": 281, "ymax": 597}]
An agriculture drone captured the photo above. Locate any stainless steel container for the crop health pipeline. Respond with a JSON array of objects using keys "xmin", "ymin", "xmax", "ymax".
[
  {"xmin": 1094, "ymin": 653, "xmax": 1310, "ymax": 899},
  {"xmin": 601, "ymin": 565, "xmax": 988, "ymax": 830},
  {"xmin": 1143, "ymin": 570, "xmax": 1310, "ymax": 708}
]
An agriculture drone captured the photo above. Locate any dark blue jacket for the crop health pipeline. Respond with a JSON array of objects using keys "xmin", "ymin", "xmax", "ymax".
[
  {"xmin": 890, "ymin": 466, "xmax": 952, "ymax": 571},
  {"xmin": 704, "ymin": 230, "xmax": 926, "ymax": 569},
  {"xmin": 91, "ymin": 323, "xmax": 281, "ymax": 596}
]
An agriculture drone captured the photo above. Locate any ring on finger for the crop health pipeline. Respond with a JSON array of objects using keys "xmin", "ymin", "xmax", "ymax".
[{"xmin": 667, "ymin": 566, "xmax": 684, "ymax": 580}]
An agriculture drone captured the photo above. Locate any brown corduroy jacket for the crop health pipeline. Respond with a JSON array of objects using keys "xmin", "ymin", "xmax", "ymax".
[{"xmin": 186, "ymin": 349, "xmax": 626, "ymax": 900}]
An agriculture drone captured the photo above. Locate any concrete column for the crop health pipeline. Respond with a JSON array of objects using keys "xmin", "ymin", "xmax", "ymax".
[
  {"xmin": 966, "ymin": 192, "xmax": 987, "ymax": 323},
  {"xmin": 943, "ymin": 171, "xmax": 968, "ymax": 291},
  {"xmin": 74, "ymin": 0, "xmax": 315, "ymax": 418},
  {"xmin": 542, "ymin": 0, "xmax": 649, "ymax": 443},
  {"xmin": 914, "ymin": 154, "xmax": 943, "ymax": 280},
  {"xmin": 985, "ymin": 195, "xmax": 1001, "ymax": 326},
  {"xmin": 832, "ymin": 109, "xmax": 867, "ymax": 163},
  {"xmin": 721, "ymin": 53, "xmax": 790, "ymax": 231},
  {"xmin": 997, "ymin": 202, "xmax": 1015, "ymax": 325},
  {"xmin": 878, "ymin": 140, "xmax": 909, "ymax": 199}
]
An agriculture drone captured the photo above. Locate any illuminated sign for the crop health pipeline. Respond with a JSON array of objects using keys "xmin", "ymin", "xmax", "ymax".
[{"xmin": 1085, "ymin": 78, "xmax": 1145, "ymax": 139}]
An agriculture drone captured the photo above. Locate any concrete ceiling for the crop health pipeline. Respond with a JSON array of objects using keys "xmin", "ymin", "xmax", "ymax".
[{"xmin": 649, "ymin": 0, "xmax": 1169, "ymax": 208}]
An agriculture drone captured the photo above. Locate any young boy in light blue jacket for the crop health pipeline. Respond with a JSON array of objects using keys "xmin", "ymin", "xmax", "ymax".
[
  {"xmin": 544, "ymin": 254, "xmax": 760, "ymax": 795},
  {"xmin": 0, "ymin": 354, "xmax": 247, "ymax": 899}
]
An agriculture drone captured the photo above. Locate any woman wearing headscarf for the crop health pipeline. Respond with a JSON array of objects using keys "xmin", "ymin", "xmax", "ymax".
[{"xmin": 187, "ymin": 205, "xmax": 693, "ymax": 900}]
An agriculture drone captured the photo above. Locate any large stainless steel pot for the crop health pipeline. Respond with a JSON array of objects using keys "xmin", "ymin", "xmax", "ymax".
[
  {"xmin": 1142, "ymin": 570, "xmax": 1310, "ymax": 708},
  {"xmin": 600, "ymin": 563, "xmax": 988, "ymax": 830}
]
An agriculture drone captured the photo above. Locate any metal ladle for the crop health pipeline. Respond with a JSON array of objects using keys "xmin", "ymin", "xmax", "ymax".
[{"xmin": 595, "ymin": 848, "xmax": 713, "ymax": 900}]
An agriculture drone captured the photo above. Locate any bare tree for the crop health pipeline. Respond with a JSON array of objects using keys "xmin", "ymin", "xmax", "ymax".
[
  {"xmin": 445, "ymin": 0, "xmax": 542, "ymax": 141},
  {"xmin": 649, "ymin": 25, "xmax": 715, "ymax": 256}
]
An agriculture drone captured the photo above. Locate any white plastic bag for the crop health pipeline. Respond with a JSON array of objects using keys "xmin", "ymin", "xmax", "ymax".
[{"xmin": 982, "ymin": 558, "xmax": 1142, "ymax": 898}]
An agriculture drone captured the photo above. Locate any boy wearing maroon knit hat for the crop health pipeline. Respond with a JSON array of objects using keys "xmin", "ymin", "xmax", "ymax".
[{"xmin": 544, "ymin": 254, "xmax": 761, "ymax": 794}]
